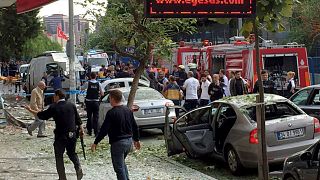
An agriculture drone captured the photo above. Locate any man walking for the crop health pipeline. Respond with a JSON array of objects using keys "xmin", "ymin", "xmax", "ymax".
[
  {"xmin": 229, "ymin": 71, "xmax": 248, "ymax": 96},
  {"xmin": 219, "ymin": 69, "xmax": 230, "ymax": 96},
  {"xmin": 26, "ymin": 81, "xmax": 47, "ymax": 138},
  {"xmin": 82, "ymin": 72, "xmax": 104, "ymax": 136},
  {"xmin": 91, "ymin": 89, "xmax": 141, "ymax": 180},
  {"xmin": 182, "ymin": 71, "xmax": 200, "ymax": 111},
  {"xmin": 25, "ymin": 90, "xmax": 84, "ymax": 180}
]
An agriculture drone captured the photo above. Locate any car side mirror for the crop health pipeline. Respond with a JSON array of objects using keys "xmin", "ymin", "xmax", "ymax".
[{"xmin": 300, "ymin": 151, "xmax": 312, "ymax": 161}]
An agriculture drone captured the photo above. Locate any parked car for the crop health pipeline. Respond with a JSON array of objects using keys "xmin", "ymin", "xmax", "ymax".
[
  {"xmin": 290, "ymin": 85, "xmax": 320, "ymax": 119},
  {"xmin": 164, "ymin": 94, "xmax": 320, "ymax": 175},
  {"xmin": 100, "ymin": 77, "xmax": 150, "ymax": 93},
  {"xmin": 282, "ymin": 139, "xmax": 320, "ymax": 180},
  {"xmin": 99, "ymin": 87, "xmax": 176, "ymax": 130}
]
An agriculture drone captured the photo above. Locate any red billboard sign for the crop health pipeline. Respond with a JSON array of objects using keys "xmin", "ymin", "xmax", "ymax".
[
  {"xmin": 145, "ymin": 0, "xmax": 256, "ymax": 18},
  {"xmin": 17, "ymin": 0, "xmax": 57, "ymax": 14}
]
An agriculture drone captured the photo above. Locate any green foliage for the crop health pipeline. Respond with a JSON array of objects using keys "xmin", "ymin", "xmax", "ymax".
[
  {"xmin": 0, "ymin": 5, "xmax": 41, "ymax": 60},
  {"xmin": 289, "ymin": 0, "xmax": 320, "ymax": 52},
  {"xmin": 83, "ymin": 0, "xmax": 196, "ymax": 62},
  {"xmin": 22, "ymin": 34, "xmax": 62, "ymax": 59}
]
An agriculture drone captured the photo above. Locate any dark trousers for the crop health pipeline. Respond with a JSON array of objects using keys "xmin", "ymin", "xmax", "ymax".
[
  {"xmin": 172, "ymin": 100, "xmax": 181, "ymax": 117},
  {"xmin": 111, "ymin": 138, "xmax": 133, "ymax": 180},
  {"xmin": 54, "ymin": 135, "xmax": 81, "ymax": 180},
  {"xmin": 184, "ymin": 99, "xmax": 198, "ymax": 111},
  {"xmin": 85, "ymin": 101, "xmax": 100, "ymax": 136},
  {"xmin": 199, "ymin": 99, "xmax": 210, "ymax": 107}
]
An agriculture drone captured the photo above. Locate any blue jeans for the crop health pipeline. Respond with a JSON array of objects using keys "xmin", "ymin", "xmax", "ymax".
[{"xmin": 111, "ymin": 138, "xmax": 133, "ymax": 180}]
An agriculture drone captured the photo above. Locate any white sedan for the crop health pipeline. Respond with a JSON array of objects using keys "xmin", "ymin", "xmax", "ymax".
[{"xmin": 98, "ymin": 87, "xmax": 176, "ymax": 130}]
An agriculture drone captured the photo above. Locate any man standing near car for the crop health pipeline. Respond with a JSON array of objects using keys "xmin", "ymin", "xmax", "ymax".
[
  {"xmin": 25, "ymin": 90, "xmax": 84, "ymax": 180},
  {"xmin": 26, "ymin": 81, "xmax": 47, "ymax": 138},
  {"xmin": 91, "ymin": 89, "xmax": 141, "ymax": 180},
  {"xmin": 253, "ymin": 70, "xmax": 277, "ymax": 94},
  {"xmin": 82, "ymin": 72, "xmax": 104, "ymax": 136},
  {"xmin": 229, "ymin": 71, "xmax": 248, "ymax": 96},
  {"xmin": 182, "ymin": 71, "xmax": 200, "ymax": 111}
]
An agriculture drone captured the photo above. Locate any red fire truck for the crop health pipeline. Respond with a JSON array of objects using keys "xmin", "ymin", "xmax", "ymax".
[{"xmin": 173, "ymin": 40, "xmax": 311, "ymax": 94}]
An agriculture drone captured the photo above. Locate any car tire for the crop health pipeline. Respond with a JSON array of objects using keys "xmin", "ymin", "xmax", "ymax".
[
  {"xmin": 284, "ymin": 176, "xmax": 296, "ymax": 180},
  {"xmin": 225, "ymin": 147, "xmax": 243, "ymax": 175}
]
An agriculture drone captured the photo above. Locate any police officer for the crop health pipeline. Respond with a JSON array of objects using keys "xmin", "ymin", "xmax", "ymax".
[
  {"xmin": 25, "ymin": 90, "xmax": 84, "ymax": 180},
  {"xmin": 82, "ymin": 72, "xmax": 104, "ymax": 136},
  {"xmin": 253, "ymin": 70, "xmax": 277, "ymax": 94}
]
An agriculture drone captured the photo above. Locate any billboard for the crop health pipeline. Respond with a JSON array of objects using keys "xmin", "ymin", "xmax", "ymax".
[{"xmin": 145, "ymin": 0, "xmax": 256, "ymax": 18}]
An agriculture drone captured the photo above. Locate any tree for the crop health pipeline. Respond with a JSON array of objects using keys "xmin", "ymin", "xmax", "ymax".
[
  {"xmin": 0, "ymin": 5, "xmax": 41, "ymax": 61},
  {"xmin": 83, "ymin": 0, "xmax": 196, "ymax": 108},
  {"xmin": 289, "ymin": 0, "xmax": 320, "ymax": 54},
  {"xmin": 22, "ymin": 33, "xmax": 63, "ymax": 60}
]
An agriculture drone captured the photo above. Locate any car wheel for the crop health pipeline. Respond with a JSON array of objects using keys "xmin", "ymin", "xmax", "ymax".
[
  {"xmin": 284, "ymin": 175, "xmax": 296, "ymax": 180},
  {"xmin": 226, "ymin": 147, "xmax": 243, "ymax": 175}
]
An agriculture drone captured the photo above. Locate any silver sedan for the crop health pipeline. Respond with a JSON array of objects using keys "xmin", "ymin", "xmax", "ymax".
[
  {"xmin": 99, "ymin": 87, "xmax": 176, "ymax": 130},
  {"xmin": 165, "ymin": 94, "xmax": 320, "ymax": 175}
]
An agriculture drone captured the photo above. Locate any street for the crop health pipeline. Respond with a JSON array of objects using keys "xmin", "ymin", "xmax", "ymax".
[{"xmin": 0, "ymin": 90, "xmax": 263, "ymax": 180}]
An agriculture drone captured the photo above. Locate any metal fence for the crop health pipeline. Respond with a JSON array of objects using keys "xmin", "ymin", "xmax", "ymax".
[{"xmin": 308, "ymin": 57, "xmax": 320, "ymax": 85}]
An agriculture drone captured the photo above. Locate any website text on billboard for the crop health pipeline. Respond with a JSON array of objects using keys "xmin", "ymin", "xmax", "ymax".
[
  {"xmin": 155, "ymin": 0, "xmax": 245, "ymax": 5},
  {"xmin": 145, "ymin": 0, "xmax": 256, "ymax": 18}
]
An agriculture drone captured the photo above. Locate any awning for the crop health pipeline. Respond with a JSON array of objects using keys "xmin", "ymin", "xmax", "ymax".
[
  {"xmin": 0, "ymin": 0, "xmax": 15, "ymax": 8},
  {"xmin": 16, "ymin": 0, "xmax": 57, "ymax": 14}
]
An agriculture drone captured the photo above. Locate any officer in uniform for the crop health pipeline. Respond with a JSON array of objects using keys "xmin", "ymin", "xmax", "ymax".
[
  {"xmin": 82, "ymin": 72, "xmax": 104, "ymax": 136},
  {"xmin": 253, "ymin": 70, "xmax": 277, "ymax": 94},
  {"xmin": 25, "ymin": 90, "xmax": 84, "ymax": 180}
]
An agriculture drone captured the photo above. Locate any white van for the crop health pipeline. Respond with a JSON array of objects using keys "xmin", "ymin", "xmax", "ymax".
[{"xmin": 26, "ymin": 52, "xmax": 84, "ymax": 95}]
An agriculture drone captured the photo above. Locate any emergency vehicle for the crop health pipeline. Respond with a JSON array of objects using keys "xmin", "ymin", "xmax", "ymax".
[
  {"xmin": 173, "ymin": 38, "xmax": 310, "ymax": 95},
  {"xmin": 85, "ymin": 50, "xmax": 109, "ymax": 72}
]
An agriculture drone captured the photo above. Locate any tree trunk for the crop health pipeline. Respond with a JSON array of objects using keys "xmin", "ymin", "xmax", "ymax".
[
  {"xmin": 254, "ymin": 19, "xmax": 269, "ymax": 180},
  {"xmin": 127, "ymin": 58, "xmax": 147, "ymax": 109}
]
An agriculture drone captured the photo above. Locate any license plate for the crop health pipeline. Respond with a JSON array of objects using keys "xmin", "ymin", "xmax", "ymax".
[
  {"xmin": 143, "ymin": 108, "xmax": 163, "ymax": 114},
  {"xmin": 277, "ymin": 128, "xmax": 305, "ymax": 140}
]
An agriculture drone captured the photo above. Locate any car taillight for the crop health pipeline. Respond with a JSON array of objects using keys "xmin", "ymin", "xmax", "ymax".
[
  {"xmin": 131, "ymin": 104, "xmax": 140, "ymax": 112},
  {"xmin": 171, "ymin": 117, "xmax": 177, "ymax": 123},
  {"xmin": 165, "ymin": 102, "xmax": 174, "ymax": 107},
  {"xmin": 314, "ymin": 118, "xmax": 320, "ymax": 133},
  {"xmin": 249, "ymin": 128, "xmax": 259, "ymax": 144}
]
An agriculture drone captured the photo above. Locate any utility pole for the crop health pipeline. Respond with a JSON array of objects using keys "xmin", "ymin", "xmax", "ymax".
[{"xmin": 69, "ymin": 0, "xmax": 76, "ymax": 104}]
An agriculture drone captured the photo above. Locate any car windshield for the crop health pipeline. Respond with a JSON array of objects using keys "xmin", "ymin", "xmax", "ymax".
[
  {"xmin": 244, "ymin": 102, "xmax": 302, "ymax": 122},
  {"xmin": 20, "ymin": 66, "xmax": 29, "ymax": 73},
  {"xmin": 123, "ymin": 89, "xmax": 163, "ymax": 101},
  {"xmin": 87, "ymin": 58, "xmax": 108, "ymax": 66}
]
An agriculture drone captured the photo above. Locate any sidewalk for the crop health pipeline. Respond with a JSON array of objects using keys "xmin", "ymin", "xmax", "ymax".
[{"xmin": 0, "ymin": 123, "xmax": 216, "ymax": 180}]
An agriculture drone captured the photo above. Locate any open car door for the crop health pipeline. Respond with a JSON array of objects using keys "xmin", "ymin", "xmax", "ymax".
[
  {"xmin": 168, "ymin": 104, "xmax": 219, "ymax": 158},
  {"xmin": 164, "ymin": 106, "xmax": 187, "ymax": 156}
]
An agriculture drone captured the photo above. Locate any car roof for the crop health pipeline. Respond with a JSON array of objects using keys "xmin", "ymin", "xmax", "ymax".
[
  {"xmin": 115, "ymin": 86, "xmax": 157, "ymax": 93},
  {"xmin": 300, "ymin": 85, "xmax": 320, "ymax": 89},
  {"xmin": 215, "ymin": 94, "xmax": 288, "ymax": 108}
]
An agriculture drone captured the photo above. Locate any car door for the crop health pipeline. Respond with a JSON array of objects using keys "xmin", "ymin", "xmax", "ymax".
[
  {"xmin": 300, "ymin": 142, "xmax": 320, "ymax": 180},
  {"xmin": 98, "ymin": 95, "xmax": 112, "ymax": 131},
  {"xmin": 164, "ymin": 106, "xmax": 187, "ymax": 156},
  {"xmin": 290, "ymin": 87, "xmax": 314, "ymax": 115},
  {"xmin": 169, "ymin": 104, "xmax": 219, "ymax": 158},
  {"xmin": 214, "ymin": 103, "xmax": 237, "ymax": 152},
  {"xmin": 307, "ymin": 88, "xmax": 320, "ymax": 119}
]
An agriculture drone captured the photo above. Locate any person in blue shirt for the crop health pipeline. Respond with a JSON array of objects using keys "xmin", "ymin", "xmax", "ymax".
[{"xmin": 49, "ymin": 72, "xmax": 64, "ymax": 90}]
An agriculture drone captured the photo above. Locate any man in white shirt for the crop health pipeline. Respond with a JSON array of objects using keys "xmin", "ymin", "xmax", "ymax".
[
  {"xmin": 199, "ymin": 74, "xmax": 211, "ymax": 106},
  {"xmin": 182, "ymin": 71, "xmax": 200, "ymax": 111},
  {"xmin": 219, "ymin": 69, "xmax": 230, "ymax": 96}
]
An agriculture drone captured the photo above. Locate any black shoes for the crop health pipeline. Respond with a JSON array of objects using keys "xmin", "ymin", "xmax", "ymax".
[{"xmin": 76, "ymin": 168, "xmax": 83, "ymax": 180}]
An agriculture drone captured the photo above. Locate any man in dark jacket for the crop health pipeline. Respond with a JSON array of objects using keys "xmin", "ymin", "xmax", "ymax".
[
  {"xmin": 177, "ymin": 65, "xmax": 187, "ymax": 87},
  {"xmin": 253, "ymin": 70, "xmax": 277, "ymax": 94},
  {"xmin": 25, "ymin": 90, "xmax": 84, "ymax": 180},
  {"xmin": 91, "ymin": 89, "xmax": 141, "ymax": 180},
  {"xmin": 229, "ymin": 71, "xmax": 248, "ymax": 96}
]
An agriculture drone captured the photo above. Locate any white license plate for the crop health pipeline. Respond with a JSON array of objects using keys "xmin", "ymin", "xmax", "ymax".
[
  {"xmin": 144, "ymin": 108, "xmax": 163, "ymax": 114},
  {"xmin": 277, "ymin": 128, "xmax": 305, "ymax": 140}
]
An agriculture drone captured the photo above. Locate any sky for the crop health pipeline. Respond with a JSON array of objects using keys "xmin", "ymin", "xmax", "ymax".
[{"xmin": 39, "ymin": 0, "xmax": 102, "ymax": 17}]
